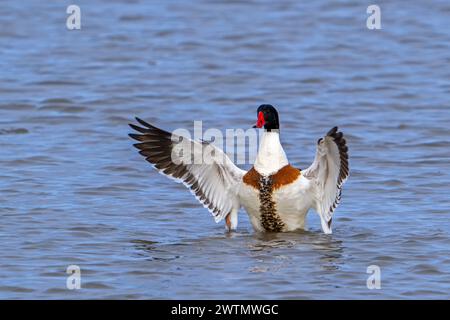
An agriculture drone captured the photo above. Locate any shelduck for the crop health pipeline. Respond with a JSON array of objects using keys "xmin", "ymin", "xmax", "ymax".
[{"xmin": 129, "ymin": 104, "xmax": 349, "ymax": 234}]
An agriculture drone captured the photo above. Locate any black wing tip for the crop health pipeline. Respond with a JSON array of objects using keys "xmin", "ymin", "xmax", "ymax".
[
  {"xmin": 327, "ymin": 126, "xmax": 338, "ymax": 136},
  {"xmin": 134, "ymin": 116, "xmax": 144, "ymax": 125},
  {"xmin": 128, "ymin": 117, "xmax": 157, "ymax": 139},
  {"xmin": 128, "ymin": 122, "xmax": 140, "ymax": 130},
  {"xmin": 327, "ymin": 126, "xmax": 345, "ymax": 144},
  {"xmin": 128, "ymin": 133, "xmax": 142, "ymax": 141},
  {"xmin": 128, "ymin": 116, "xmax": 154, "ymax": 129},
  {"xmin": 129, "ymin": 117, "xmax": 144, "ymax": 132},
  {"xmin": 327, "ymin": 125, "xmax": 349, "ymax": 173},
  {"xmin": 135, "ymin": 117, "xmax": 154, "ymax": 129}
]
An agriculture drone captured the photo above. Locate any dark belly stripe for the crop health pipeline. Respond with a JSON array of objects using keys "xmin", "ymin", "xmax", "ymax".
[{"xmin": 259, "ymin": 176, "xmax": 285, "ymax": 232}]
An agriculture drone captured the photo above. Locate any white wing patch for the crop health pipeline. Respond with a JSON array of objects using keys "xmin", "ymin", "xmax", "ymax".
[
  {"xmin": 129, "ymin": 118, "xmax": 246, "ymax": 227},
  {"xmin": 303, "ymin": 127, "xmax": 349, "ymax": 234}
]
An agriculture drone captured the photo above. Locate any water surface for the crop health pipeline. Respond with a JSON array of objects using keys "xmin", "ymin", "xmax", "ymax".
[{"xmin": 0, "ymin": 0, "xmax": 449, "ymax": 299}]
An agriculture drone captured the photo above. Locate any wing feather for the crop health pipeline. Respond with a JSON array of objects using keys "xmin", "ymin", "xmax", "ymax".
[
  {"xmin": 303, "ymin": 126, "xmax": 349, "ymax": 234},
  {"xmin": 129, "ymin": 118, "xmax": 246, "ymax": 225}
]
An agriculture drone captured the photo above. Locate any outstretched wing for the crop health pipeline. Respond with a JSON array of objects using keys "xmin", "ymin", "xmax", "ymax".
[
  {"xmin": 129, "ymin": 118, "xmax": 246, "ymax": 227},
  {"xmin": 303, "ymin": 127, "xmax": 349, "ymax": 234}
]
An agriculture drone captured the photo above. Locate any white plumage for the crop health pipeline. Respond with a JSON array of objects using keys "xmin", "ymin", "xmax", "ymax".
[{"xmin": 129, "ymin": 107, "xmax": 349, "ymax": 234}]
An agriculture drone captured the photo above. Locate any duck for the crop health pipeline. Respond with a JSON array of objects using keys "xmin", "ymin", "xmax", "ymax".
[{"xmin": 129, "ymin": 104, "xmax": 349, "ymax": 234}]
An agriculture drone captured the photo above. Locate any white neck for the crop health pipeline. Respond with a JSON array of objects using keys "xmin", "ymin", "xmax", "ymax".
[{"xmin": 254, "ymin": 130, "xmax": 288, "ymax": 176}]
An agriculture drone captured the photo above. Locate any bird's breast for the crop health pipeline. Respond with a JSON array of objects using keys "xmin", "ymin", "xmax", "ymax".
[{"xmin": 241, "ymin": 165, "xmax": 302, "ymax": 232}]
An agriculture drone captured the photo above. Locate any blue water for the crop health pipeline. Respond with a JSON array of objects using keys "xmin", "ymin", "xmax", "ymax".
[{"xmin": 0, "ymin": 0, "xmax": 449, "ymax": 299}]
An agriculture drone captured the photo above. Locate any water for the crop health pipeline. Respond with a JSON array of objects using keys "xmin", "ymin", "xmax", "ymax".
[{"xmin": 0, "ymin": 0, "xmax": 449, "ymax": 299}]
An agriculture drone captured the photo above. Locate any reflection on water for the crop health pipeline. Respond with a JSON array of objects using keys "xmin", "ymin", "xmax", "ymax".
[
  {"xmin": 248, "ymin": 231, "xmax": 344, "ymax": 273},
  {"xmin": 1, "ymin": 0, "xmax": 450, "ymax": 299},
  {"xmin": 131, "ymin": 230, "xmax": 345, "ymax": 293}
]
